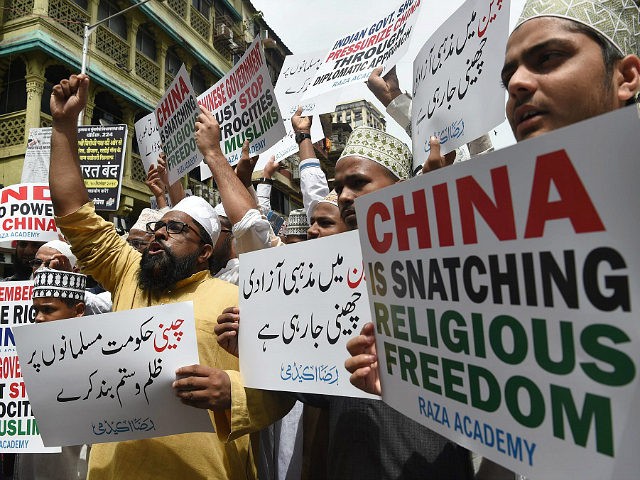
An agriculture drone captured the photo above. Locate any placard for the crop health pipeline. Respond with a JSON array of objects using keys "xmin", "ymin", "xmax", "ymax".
[
  {"xmin": 301, "ymin": 0, "xmax": 421, "ymax": 113},
  {"xmin": 412, "ymin": 0, "xmax": 509, "ymax": 166},
  {"xmin": 13, "ymin": 302, "xmax": 214, "ymax": 446},
  {"xmin": 239, "ymin": 231, "xmax": 378, "ymax": 399},
  {"xmin": 354, "ymin": 106, "xmax": 640, "ymax": 479},
  {"xmin": 0, "ymin": 183, "xmax": 58, "ymax": 243},
  {"xmin": 0, "ymin": 281, "xmax": 60, "ymax": 453}
]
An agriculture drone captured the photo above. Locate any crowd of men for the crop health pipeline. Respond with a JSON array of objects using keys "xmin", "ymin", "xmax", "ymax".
[{"xmin": 1, "ymin": 0, "xmax": 638, "ymax": 478}]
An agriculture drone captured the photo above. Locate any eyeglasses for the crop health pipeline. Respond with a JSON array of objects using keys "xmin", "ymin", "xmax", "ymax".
[
  {"xmin": 29, "ymin": 258, "xmax": 50, "ymax": 269},
  {"xmin": 127, "ymin": 239, "xmax": 150, "ymax": 249},
  {"xmin": 146, "ymin": 220, "xmax": 204, "ymax": 242}
]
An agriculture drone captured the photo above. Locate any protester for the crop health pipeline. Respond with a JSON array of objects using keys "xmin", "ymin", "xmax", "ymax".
[
  {"xmin": 32, "ymin": 240, "xmax": 112, "ymax": 314},
  {"xmin": 146, "ymin": 152, "xmax": 186, "ymax": 208},
  {"xmin": 145, "ymin": 162, "xmax": 169, "ymax": 209},
  {"xmin": 30, "ymin": 239, "xmax": 76, "ymax": 274},
  {"xmin": 291, "ymin": 107, "xmax": 348, "ymax": 239},
  {"xmin": 47, "ymin": 73, "xmax": 268, "ymax": 480},
  {"xmin": 502, "ymin": 0, "xmax": 639, "ymax": 142},
  {"xmin": 11, "ymin": 268, "xmax": 90, "ymax": 480},
  {"xmin": 255, "ymin": 155, "xmax": 279, "ymax": 215},
  {"xmin": 1, "ymin": 241, "xmax": 43, "ymax": 281},
  {"xmin": 307, "ymin": 190, "xmax": 346, "ymax": 239},
  {"xmin": 282, "ymin": 209, "xmax": 308, "ymax": 244},
  {"xmin": 126, "ymin": 208, "xmax": 164, "ymax": 253}
]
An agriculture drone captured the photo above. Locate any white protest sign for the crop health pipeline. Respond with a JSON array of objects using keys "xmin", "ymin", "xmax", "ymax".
[
  {"xmin": 275, "ymin": 51, "xmax": 347, "ymax": 125},
  {"xmin": 254, "ymin": 134, "xmax": 298, "ymax": 171},
  {"xmin": 156, "ymin": 65, "xmax": 203, "ymax": 186},
  {"xmin": 275, "ymin": 51, "xmax": 326, "ymax": 119},
  {"xmin": 135, "ymin": 112, "xmax": 162, "ymax": 173},
  {"xmin": 0, "ymin": 281, "xmax": 60, "ymax": 453},
  {"xmin": 301, "ymin": 0, "xmax": 421, "ymax": 113},
  {"xmin": 412, "ymin": 0, "xmax": 509, "ymax": 166},
  {"xmin": 198, "ymin": 36, "xmax": 286, "ymax": 167},
  {"xmin": 0, "ymin": 183, "xmax": 58, "ymax": 243},
  {"xmin": 354, "ymin": 106, "xmax": 640, "ymax": 479},
  {"xmin": 239, "ymin": 230, "xmax": 378, "ymax": 399},
  {"xmin": 13, "ymin": 302, "xmax": 214, "ymax": 446},
  {"xmin": 21, "ymin": 128, "xmax": 52, "ymax": 183}
]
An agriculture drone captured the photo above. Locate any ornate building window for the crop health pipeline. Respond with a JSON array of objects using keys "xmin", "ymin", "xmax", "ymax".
[
  {"xmin": 190, "ymin": 67, "xmax": 207, "ymax": 96},
  {"xmin": 191, "ymin": 0, "xmax": 211, "ymax": 18},
  {"xmin": 0, "ymin": 59, "xmax": 27, "ymax": 115},
  {"xmin": 98, "ymin": 0, "xmax": 127, "ymax": 38},
  {"xmin": 136, "ymin": 25, "xmax": 156, "ymax": 60}
]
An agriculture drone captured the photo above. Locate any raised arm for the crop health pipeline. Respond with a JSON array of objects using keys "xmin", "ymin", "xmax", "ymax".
[
  {"xmin": 145, "ymin": 163, "xmax": 168, "ymax": 209},
  {"xmin": 49, "ymin": 74, "xmax": 91, "ymax": 216},
  {"xmin": 157, "ymin": 153, "xmax": 186, "ymax": 206},
  {"xmin": 195, "ymin": 105, "xmax": 256, "ymax": 226},
  {"xmin": 291, "ymin": 106, "xmax": 313, "ymax": 161},
  {"xmin": 366, "ymin": 66, "xmax": 403, "ymax": 108}
]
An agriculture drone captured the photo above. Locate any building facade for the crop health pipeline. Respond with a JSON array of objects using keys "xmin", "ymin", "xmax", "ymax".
[
  {"xmin": 331, "ymin": 99, "xmax": 386, "ymax": 131},
  {"xmin": 0, "ymin": 0, "xmax": 299, "ymax": 222}
]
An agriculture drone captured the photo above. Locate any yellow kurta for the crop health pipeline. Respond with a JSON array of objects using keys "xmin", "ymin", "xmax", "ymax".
[{"xmin": 56, "ymin": 202, "xmax": 255, "ymax": 480}]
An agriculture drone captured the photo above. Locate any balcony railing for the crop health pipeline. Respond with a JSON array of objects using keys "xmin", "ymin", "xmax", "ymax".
[
  {"xmin": 5, "ymin": 0, "xmax": 34, "ymax": 21},
  {"xmin": 95, "ymin": 25, "xmax": 129, "ymax": 68},
  {"xmin": 130, "ymin": 152, "xmax": 146, "ymax": 183},
  {"xmin": 190, "ymin": 6, "xmax": 211, "ymax": 40},
  {"xmin": 135, "ymin": 51, "xmax": 160, "ymax": 88},
  {"xmin": 40, "ymin": 112, "xmax": 53, "ymax": 128},
  {"xmin": 0, "ymin": 110, "xmax": 26, "ymax": 148},
  {"xmin": 48, "ymin": 0, "xmax": 89, "ymax": 38},
  {"xmin": 167, "ymin": 0, "xmax": 186, "ymax": 19}
]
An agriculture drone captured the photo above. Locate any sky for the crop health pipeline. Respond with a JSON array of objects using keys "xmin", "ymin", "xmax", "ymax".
[{"xmin": 250, "ymin": 0, "xmax": 529, "ymax": 150}]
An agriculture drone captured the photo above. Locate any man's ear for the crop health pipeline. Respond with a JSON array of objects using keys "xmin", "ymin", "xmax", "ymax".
[
  {"xmin": 75, "ymin": 302, "xmax": 85, "ymax": 317},
  {"xmin": 199, "ymin": 243, "xmax": 213, "ymax": 264},
  {"xmin": 615, "ymin": 55, "xmax": 640, "ymax": 104}
]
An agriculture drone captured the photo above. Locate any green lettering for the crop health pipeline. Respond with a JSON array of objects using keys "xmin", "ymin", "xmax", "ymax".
[
  {"xmin": 398, "ymin": 346, "xmax": 419, "ymax": 386},
  {"xmin": 550, "ymin": 384, "xmax": 613, "ymax": 456},
  {"xmin": 442, "ymin": 358, "xmax": 467, "ymax": 404},
  {"xmin": 580, "ymin": 324, "xmax": 635, "ymax": 386},
  {"xmin": 489, "ymin": 315, "xmax": 527, "ymax": 364},
  {"xmin": 374, "ymin": 302, "xmax": 390, "ymax": 336},
  {"xmin": 440, "ymin": 310, "xmax": 469, "ymax": 354},
  {"xmin": 469, "ymin": 364, "xmax": 500, "ymax": 412},
  {"xmin": 533, "ymin": 318, "xmax": 575, "ymax": 375},
  {"xmin": 391, "ymin": 304, "xmax": 409, "ymax": 341},
  {"xmin": 505, "ymin": 376, "xmax": 544, "ymax": 427},
  {"xmin": 419, "ymin": 352, "xmax": 441, "ymax": 394}
]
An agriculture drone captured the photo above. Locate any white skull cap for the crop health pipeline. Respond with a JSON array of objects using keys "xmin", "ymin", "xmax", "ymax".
[
  {"xmin": 41, "ymin": 240, "xmax": 77, "ymax": 268},
  {"xmin": 170, "ymin": 196, "xmax": 220, "ymax": 245}
]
